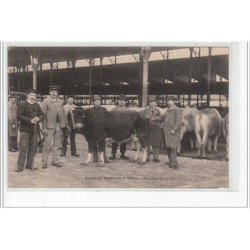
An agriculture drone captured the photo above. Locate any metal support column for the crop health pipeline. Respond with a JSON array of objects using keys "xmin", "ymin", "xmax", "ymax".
[
  {"xmin": 188, "ymin": 48, "xmax": 193, "ymax": 105},
  {"xmin": 207, "ymin": 47, "xmax": 212, "ymax": 107},
  {"xmin": 140, "ymin": 47, "xmax": 151, "ymax": 107},
  {"xmin": 89, "ymin": 59, "xmax": 93, "ymax": 104}
]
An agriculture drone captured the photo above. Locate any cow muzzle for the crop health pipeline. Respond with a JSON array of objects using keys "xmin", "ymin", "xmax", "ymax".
[{"xmin": 74, "ymin": 123, "xmax": 84, "ymax": 129}]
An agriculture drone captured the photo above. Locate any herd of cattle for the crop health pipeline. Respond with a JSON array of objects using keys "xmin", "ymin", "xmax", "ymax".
[{"xmin": 73, "ymin": 105, "xmax": 229, "ymax": 166}]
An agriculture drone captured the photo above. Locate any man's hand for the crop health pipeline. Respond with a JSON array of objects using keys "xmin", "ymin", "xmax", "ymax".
[
  {"xmin": 33, "ymin": 117, "xmax": 40, "ymax": 122},
  {"xmin": 171, "ymin": 129, "xmax": 175, "ymax": 135},
  {"xmin": 31, "ymin": 118, "xmax": 37, "ymax": 124},
  {"xmin": 11, "ymin": 124, "xmax": 16, "ymax": 129}
]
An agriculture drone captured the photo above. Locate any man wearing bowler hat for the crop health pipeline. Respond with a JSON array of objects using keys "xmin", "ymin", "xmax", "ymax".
[
  {"xmin": 15, "ymin": 89, "xmax": 45, "ymax": 172},
  {"xmin": 151, "ymin": 95, "xmax": 182, "ymax": 169},
  {"xmin": 141, "ymin": 95, "xmax": 162, "ymax": 162},
  {"xmin": 41, "ymin": 85, "xmax": 66, "ymax": 169},
  {"xmin": 109, "ymin": 94, "xmax": 129, "ymax": 160}
]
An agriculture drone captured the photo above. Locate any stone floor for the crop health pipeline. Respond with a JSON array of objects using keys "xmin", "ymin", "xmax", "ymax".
[{"xmin": 7, "ymin": 134, "xmax": 229, "ymax": 189}]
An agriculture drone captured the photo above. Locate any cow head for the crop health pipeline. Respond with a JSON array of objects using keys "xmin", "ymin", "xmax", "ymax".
[{"xmin": 73, "ymin": 107, "xmax": 87, "ymax": 129}]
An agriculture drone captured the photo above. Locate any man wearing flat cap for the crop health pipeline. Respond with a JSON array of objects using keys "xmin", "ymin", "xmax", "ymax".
[
  {"xmin": 109, "ymin": 94, "xmax": 129, "ymax": 160},
  {"xmin": 89, "ymin": 95, "xmax": 109, "ymax": 162},
  {"xmin": 141, "ymin": 95, "xmax": 162, "ymax": 162},
  {"xmin": 15, "ymin": 89, "xmax": 45, "ymax": 172},
  {"xmin": 61, "ymin": 95, "xmax": 79, "ymax": 157},
  {"xmin": 151, "ymin": 95, "xmax": 182, "ymax": 169},
  {"xmin": 8, "ymin": 93, "xmax": 18, "ymax": 152},
  {"xmin": 41, "ymin": 85, "xmax": 66, "ymax": 168}
]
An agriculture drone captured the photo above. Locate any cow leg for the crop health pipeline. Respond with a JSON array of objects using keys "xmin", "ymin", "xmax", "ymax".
[
  {"xmin": 81, "ymin": 140, "xmax": 95, "ymax": 165},
  {"xmin": 98, "ymin": 151, "xmax": 105, "ymax": 166},
  {"xmin": 201, "ymin": 131, "xmax": 208, "ymax": 158},
  {"xmin": 136, "ymin": 135, "xmax": 147, "ymax": 165},
  {"xmin": 194, "ymin": 115, "xmax": 202, "ymax": 158},
  {"xmin": 207, "ymin": 138, "xmax": 212, "ymax": 154},
  {"xmin": 213, "ymin": 134, "xmax": 220, "ymax": 154},
  {"xmin": 134, "ymin": 141, "xmax": 141, "ymax": 161},
  {"xmin": 177, "ymin": 146, "xmax": 181, "ymax": 154},
  {"xmin": 142, "ymin": 147, "xmax": 147, "ymax": 163},
  {"xmin": 195, "ymin": 131, "xmax": 202, "ymax": 157},
  {"xmin": 226, "ymin": 135, "xmax": 229, "ymax": 161},
  {"xmin": 86, "ymin": 152, "xmax": 93, "ymax": 163},
  {"xmin": 97, "ymin": 138, "xmax": 106, "ymax": 167}
]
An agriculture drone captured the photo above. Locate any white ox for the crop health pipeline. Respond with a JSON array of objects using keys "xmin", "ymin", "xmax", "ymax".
[
  {"xmin": 181, "ymin": 108, "xmax": 222, "ymax": 158},
  {"xmin": 222, "ymin": 113, "xmax": 229, "ymax": 161}
]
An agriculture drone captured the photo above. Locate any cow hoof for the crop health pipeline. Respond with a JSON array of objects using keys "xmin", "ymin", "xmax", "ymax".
[
  {"xmin": 207, "ymin": 150, "xmax": 212, "ymax": 154},
  {"xmin": 80, "ymin": 161, "xmax": 90, "ymax": 166},
  {"xmin": 193, "ymin": 155, "xmax": 202, "ymax": 159},
  {"xmin": 213, "ymin": 150, "xmax": 218, "ymax": 154},
  {"xmin": 130, "ymin": 159, "xmax": 138, "ymax": 163},
  {"xmin": 98, "ymin": 163, "xmax": 105, "ymax": 167},
  {"xmin": 137, "ymin": 161, "xmax": 146, "ymax": 165}
]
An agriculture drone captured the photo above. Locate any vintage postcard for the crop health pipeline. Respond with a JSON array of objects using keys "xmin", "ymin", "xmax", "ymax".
[{"xmin": 1, "ymin": 42, "xmax": 248, "ymax": 207}]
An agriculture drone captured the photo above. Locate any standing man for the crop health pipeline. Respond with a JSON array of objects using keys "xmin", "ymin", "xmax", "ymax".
[
  {"xmin": 8, "ymin": 93, "xmax": 18, "ymax": 152},
  {"xmin": 61, "ymin": 95, "xmax": 79, "ymax": 157},
  {"xmin": 41, "ymin": 85, "xmax": 66, "ymax": 169},
  {"xmin": 109, "ymin": 94, "xmax": 129, "ymax": 160},
  {"xmin": 89, "ymin": 95, "xmax": 108, "ymax": 163},
  {"xmin": 141, "ymin": 96, "xmax": 162, "ymax": 162},
  {"xmin": 152, "ymin": 96, "xmax": 182, "ymax": 169},
  {"xmin": 36, "ymin": 94, "xmax": 45, "ymax": 153},
  {"xmin": 15, "ymin": 89, "xmax": 44, "ymax": 172}
]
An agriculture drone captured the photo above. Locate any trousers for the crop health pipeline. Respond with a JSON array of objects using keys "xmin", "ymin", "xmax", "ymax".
[
  {"xmin": 166, "ymin": 147, "xmax": 178, "ymax": 166},
  {"xmin": 9, "ymin": 136, "xmax": 18, "ymax": 150},
  {"xmin": 42, "ymin": 123, "xmax": 62, "ymax": 166},
  {"xmin": 62, "ymin": 128, "xmax": 77, "ymax": 156},
  {"xmin": 17, "ymin": 131, "xmax": 37, "ymax": 171},
  {"xmin": 147, "ymin": 145, "xmax": 159, "ymax": 160}
]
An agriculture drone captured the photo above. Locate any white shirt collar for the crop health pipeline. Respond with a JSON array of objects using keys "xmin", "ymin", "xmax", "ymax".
[{"xmin": 27, "ymin": 99, "xmax": 35, "ymax": 104}]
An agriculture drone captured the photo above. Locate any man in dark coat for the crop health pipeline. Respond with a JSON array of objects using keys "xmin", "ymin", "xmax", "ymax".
[
  {"xmin": 61, "ymin": 95, "xmax": 79, "ymax": 157},
  {"xmin": 8, "ymin": 93, "xmax": 18, "ymax": 152},
  {"xmin": 109, "ymin": 94, "xmax": 129, "ymax": 160},
  {"xmin": 152, "ymin": 96, "xmax": 182, "ymax": 169},
  {"xmin": 16, "ymin": 89, "xmax": 45, "ymax": 172},
  {"xmin": 141, "ymin": 95, "xmax": 162, "ymax": 162},
  {"xmin": 90, "ymin": 95, "xmax": 108, "ymax": 163}
]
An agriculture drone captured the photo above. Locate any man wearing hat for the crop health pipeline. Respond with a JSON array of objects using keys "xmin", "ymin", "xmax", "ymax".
[
  {"xmin": 141, "ymin": 95, "xmax": 162, "ymax": 162},
  {"xmin": 35, "ymin": 94, "xmax": 44, "ymax": 153},
  {"xmin": 151, "ymin": 95, "xmax": 182, "ymax": 169},
  {"xmin": 15, "ymin": 89, "xmax": 45, "ymax": 172},
  {"xmin": 109, "ymin": 94, "xmax": 129, "ymax": 160},
  {"xmin": 89, "ymin": 95, "xmax": 109, "ymax": 163},
  {"xmin": 8, "ymin": 93, "xmax": 18, "ymax": 152},
  {"xmin": 61, "ymin": 95, "xmax": 79, "ymax": 157},
  {"xmin": 41, "ymin": 85, "xmax": 66, "ymax": 169}
]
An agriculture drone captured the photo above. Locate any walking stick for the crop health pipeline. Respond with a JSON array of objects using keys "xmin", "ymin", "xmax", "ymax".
[{"xmin": 32, "ymin": 123, "xmax": 37, "ymax": 171}]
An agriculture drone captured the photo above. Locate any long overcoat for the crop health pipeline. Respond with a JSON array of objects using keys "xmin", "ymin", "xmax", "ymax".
[
  {"xmin": 8, "ymin": 101, "xmax": 18, "ymax": 137},
  {"xmin": 141, "ymin": 107, "xmax": 162, "ymax": 147},
  {"xmin": 160, "ymin": 106, "xmax": 182, "ymax": 148}
]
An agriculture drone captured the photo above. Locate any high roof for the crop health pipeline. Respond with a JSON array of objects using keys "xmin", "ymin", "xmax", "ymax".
[{"xmin": 8, "ymin": 46, "xmax": 180, "ymax": 67}]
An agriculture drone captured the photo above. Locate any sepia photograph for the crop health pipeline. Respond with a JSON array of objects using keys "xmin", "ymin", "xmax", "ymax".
[{"xmin": 4, "ymin": 44, "xmax": 231, "ymax": 190}]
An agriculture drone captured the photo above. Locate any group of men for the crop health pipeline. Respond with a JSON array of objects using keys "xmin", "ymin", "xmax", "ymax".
[
  {"xmin": 9, "ymin": 86, "xmax": 79, "ymax": 172},
  {"xmin": 9, "ymin": 85, "xmax": 182, "ymax": 172}
]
